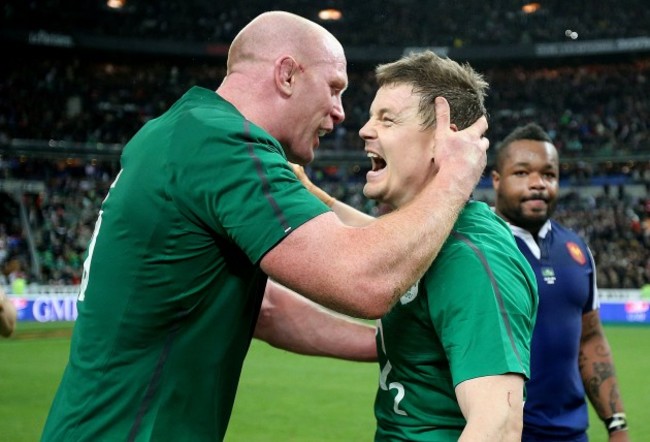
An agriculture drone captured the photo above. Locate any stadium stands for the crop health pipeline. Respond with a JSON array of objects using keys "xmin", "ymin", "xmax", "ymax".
[
  {"xmin": 0, "ymin": 1, "xmax": 648, "ymax": 290},
  {"xmin": 2, "ymin": 0, "xmax": 649, "ymax": 46}
]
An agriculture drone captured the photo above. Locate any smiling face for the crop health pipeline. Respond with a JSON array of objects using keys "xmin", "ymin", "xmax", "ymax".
[
  {"xmin": 359, "ymin": 83, "xmax": 436, "ymax": 209},
  {"xmin": 492, "ymin": 139, "xmax": 560, "ymax": 234}
]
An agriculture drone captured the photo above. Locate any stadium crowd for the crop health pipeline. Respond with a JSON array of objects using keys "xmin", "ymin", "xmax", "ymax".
[
  {"xmin": 2, "ymin": 0, "xmax": 649, "ymax": 47},
  {"xmin": 0, "ymin": 12, "xmax": 648, "ymax": 291},
  {"xmin": 1, "ymin": 155, "xmax": 649, "ymax": 290},
  {"xmin": 554, "ymin": 192, "xmax": 650, "ymax": 290},
  {"xmin": 1, "ymin": 53, "xmax": 649, "ymax": 162},
  {"xmin": 0, "ymin": 157, "xmax": 119, "ymax": 288}
]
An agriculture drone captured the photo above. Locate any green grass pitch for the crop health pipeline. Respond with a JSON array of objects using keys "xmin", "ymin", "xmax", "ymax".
[{"xmin": 1, "ymin": 322, "xmax": 647, "ymax": 441}]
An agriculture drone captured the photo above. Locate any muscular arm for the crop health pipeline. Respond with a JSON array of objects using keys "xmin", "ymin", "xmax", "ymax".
[
  {"xmin": 579, "ymin": 309, "xmax": 629, "ymax": 441},
  {"xmin": 455, "ymin": 374, "xmax": 524, "ymax": 442},
  {"xmin": 262, "ymin": 98, "xmax": 488, "ymax": 318},
  {"xmin": 254, "ymin": 279, "xmax": 377, "ymax": 361},
  {"xmin": 0, "ymin": 287, "xmax": 17, "ymax": 337}
]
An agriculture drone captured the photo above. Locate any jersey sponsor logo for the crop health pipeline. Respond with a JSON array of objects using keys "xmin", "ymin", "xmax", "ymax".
[
  {"xmin": 566, "ymin": 241, "xmax": 587, "ymax": 265},
  {"xmin": 541, "ymin": 266, "xmax": 556, "ymax": 285},
  {"xmin": 399, "ymin": 282, "xmax": 419, "ymax": 305}
]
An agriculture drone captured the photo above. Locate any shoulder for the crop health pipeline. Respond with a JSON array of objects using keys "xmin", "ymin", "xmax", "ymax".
[
  {"xmin": 172, "ymin": 88, "xmax": 280, "ymax": 148},
  {"xmin": 446, "ymin": 202, "xmax": 517, "ymax": 254},
  {"xmin": 457, "ymin": 201, "xmax": 511, "ymax": 233},
  {"xmin": 549, "ymin": 219, "xmax": 588, "ymax": 247},
  {"xmin": 433, "ymin": 228, "xmax": 514, "ymax": 279}
]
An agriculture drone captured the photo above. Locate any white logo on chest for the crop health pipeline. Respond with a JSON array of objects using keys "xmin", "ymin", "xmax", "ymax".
[{"xmin": 399, "ymin": 281, "xmax": 419, "ymax": 305}]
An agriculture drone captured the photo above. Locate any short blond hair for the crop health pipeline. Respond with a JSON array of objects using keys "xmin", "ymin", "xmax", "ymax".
[{"xmin": 375, "ymin": 50, "xmax": 488, "ymax": 130}]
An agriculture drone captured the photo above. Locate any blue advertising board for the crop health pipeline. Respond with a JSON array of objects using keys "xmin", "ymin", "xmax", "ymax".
[
  {"xmin": 599, "ymin": 300, "xmax": 650, "ymax": 324},
  {"xmin": 7, "ymin": 289, "xmax": 650, "ymax": 324},
  {"xmin": 11, "ymin": 294, "xmax": 78, "ymax": 322}
]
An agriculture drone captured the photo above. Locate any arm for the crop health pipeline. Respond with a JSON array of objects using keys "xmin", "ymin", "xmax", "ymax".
[
  {"xmin": 262, "ymin": 98, "xmax": 489, "ymax": 318},
  {"xmin": 0, "ymin": 286, "xmax": 17, "ymax": 337},
  {"xmin": 290, "ymin": 163, "xmax": 375, "ymax": 227},
  {"xmin": 455, "ymin": 374, "xmax": 524, "ymax": 442},
  {"xmin": 329, "ymin": 199, "xmax": 375, "ymax": 227},
  {"xmin": 254, "ymin": 279, "xmax": 377, "ymax": 362},
  {"xmin": 579, "ymin": 309, "xmax": 629, "ymax": 441}
]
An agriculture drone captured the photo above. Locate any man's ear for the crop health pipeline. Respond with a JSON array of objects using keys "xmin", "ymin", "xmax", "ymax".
[
  {"xmin": 275, "ymin": 56, "xmax": 300, "ymax": 97},
  {"xmin": 491, "ymin": 169, "xmax": 500, "ymax": 190}
]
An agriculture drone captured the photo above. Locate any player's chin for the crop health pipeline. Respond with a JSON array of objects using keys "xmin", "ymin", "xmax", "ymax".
[
  {"xmin": 303, "ymin": 149, "xmax": 316, "ymax": 164},
  {"xmin": 289, "ymin": 147, "xmax": 315, "ymax": 166},
  {"xmin": 527, "ymin": 207, "xmax": 549, "ymax": 217},
  {"xmin": 523, "ymin": 211, "xmax": 548, "ymax": 225},
  {"xmin": 362, "ymin": 183, "xmax": 374, "ymax": 199},
  {"xmin": 363, "ymin": 183, "xmax": 384, "ymax": 204}
]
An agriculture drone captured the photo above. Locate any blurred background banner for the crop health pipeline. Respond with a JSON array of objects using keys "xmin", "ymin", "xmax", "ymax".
[{"xmin": 6, "ymin": 288, "xmax": 650, "ymax": 324}]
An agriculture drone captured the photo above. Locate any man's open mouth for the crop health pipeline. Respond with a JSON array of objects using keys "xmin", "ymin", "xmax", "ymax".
[{"xmin": 367, "ymin": 152, "xmax": 387, "ymax": 171}]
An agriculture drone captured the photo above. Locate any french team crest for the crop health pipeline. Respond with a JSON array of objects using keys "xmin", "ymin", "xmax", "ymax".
[{"xmin": 566, "ymin": 242, "xmax": 587, "ymax": 265}]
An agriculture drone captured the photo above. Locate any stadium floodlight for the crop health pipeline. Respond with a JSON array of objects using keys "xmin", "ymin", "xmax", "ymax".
[
  {"xmin": 318, "ymin": 8, "xmax": 343, "ymax": 21},
  {"xmin": 522, "ymin": 2, "xmax": 541, "ymax": 14},
  {"xmin": 107, "ymin": 0, "xmax": 125, "ymax": 10}
]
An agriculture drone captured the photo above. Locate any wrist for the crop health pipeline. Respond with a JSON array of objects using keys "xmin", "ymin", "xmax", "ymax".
[
  {"xmin": 308, "ymin": 183, "xmax": 336, "ymax": 207},
  {"xmin": 604, "ymin": 412, "xmax": 628, "ymax": 435},
  {"xmin": 430, "ymin": 168, "xmax": 477, "ymax": 200}
]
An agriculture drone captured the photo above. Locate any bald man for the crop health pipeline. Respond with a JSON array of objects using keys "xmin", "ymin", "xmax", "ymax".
[{"xmin": 42, "ymin": 11, "xmax": 489, "ymax": 441}]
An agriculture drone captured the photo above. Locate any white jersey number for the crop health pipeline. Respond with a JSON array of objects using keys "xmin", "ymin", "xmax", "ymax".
[
  {"xmin": 377, "ymin": 319, "xmax": 408, "ymax": 416},
  {"xmin": 78, "ymin": 169, "xmax": 123, "ymax": 302}
]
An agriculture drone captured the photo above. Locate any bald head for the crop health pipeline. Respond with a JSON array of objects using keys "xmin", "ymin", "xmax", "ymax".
[
  {"xmin": 227, "ymin": 11, "xmax": 345, "ymax": 73},
  {"xmin": 218, "ymin": 11, "xmax": 348, "ymax": 165}
]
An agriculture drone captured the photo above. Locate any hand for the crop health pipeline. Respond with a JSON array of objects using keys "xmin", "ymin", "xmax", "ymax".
[
  {"xmin": 609, "ymin": 429, "xmax": 630, "ymax": 442},
  {"xmin": 432, "ymin": 97, "xmax": 489, "ymax": 192}
]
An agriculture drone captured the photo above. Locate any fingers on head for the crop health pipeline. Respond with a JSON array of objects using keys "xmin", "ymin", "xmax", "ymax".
[{"xmin": 434, "ymin": 97, "xmax": 450, "ymax": 128}]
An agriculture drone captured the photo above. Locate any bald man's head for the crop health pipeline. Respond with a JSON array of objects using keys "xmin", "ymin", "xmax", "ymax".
[
  {"xmin": 227, "ymin": 11, "xmax": 345, "ymax": 73},
  {"xmin": 217, "ymin": 11, "xmax": 348, "ymax": 165}
]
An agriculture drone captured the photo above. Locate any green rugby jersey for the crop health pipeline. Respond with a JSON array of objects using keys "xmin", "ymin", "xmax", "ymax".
[
  {"xmin": 41, "ymin": 87, "xmax": 330, "ymax": 442},
  {"xmin": 374, "ymin": 201, "xmax": 538, "ymax": 441}
]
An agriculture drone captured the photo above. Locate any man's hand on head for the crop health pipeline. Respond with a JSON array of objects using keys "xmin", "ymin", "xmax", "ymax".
[{"xmin": 432, "ymin": 96, "xmax": 489, "ymax": 190}]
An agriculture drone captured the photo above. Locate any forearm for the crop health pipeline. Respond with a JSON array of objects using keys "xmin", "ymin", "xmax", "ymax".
[
  {"xmin": 0, "ymin": 289, "xmax": 17, "ymax": 337},
  {"xmin": 457, "ymin": 375, "xmax": 524, "ymax": 442},
  {"xmin": 263, "ymin": 168, "xmax": 475, "ymax": 319},
  {"xmin": 262, "ymin": 177, "xmax": 468, "ymax": 318},
  {"xmin": 460, "ymin": 416, "xmax": 521, "ymax": 442},
  {"xmin": 265, "ymin": 104, "xmax": 486, "ymax": 318},
  {"xmin": 254, "ymin": 280, "xmax": 377, "ymax": 362},
  {"xmin": 329, "ymin": 199, "xmax": 375, "ymax": 227},
  {"xmin": 581, "ymin": 346, "xmax": 625, "ymax": 418},
  {"xmin": 581, "ymin": 348, "xmax": 629, "ymax": 441},
  {"xmin": 290, "ymin": 163, "xmax": 374, "ymax": 227},
  {"xmin": 579, "ymin": 311, "xmax": 628, "ymax": 439}
]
